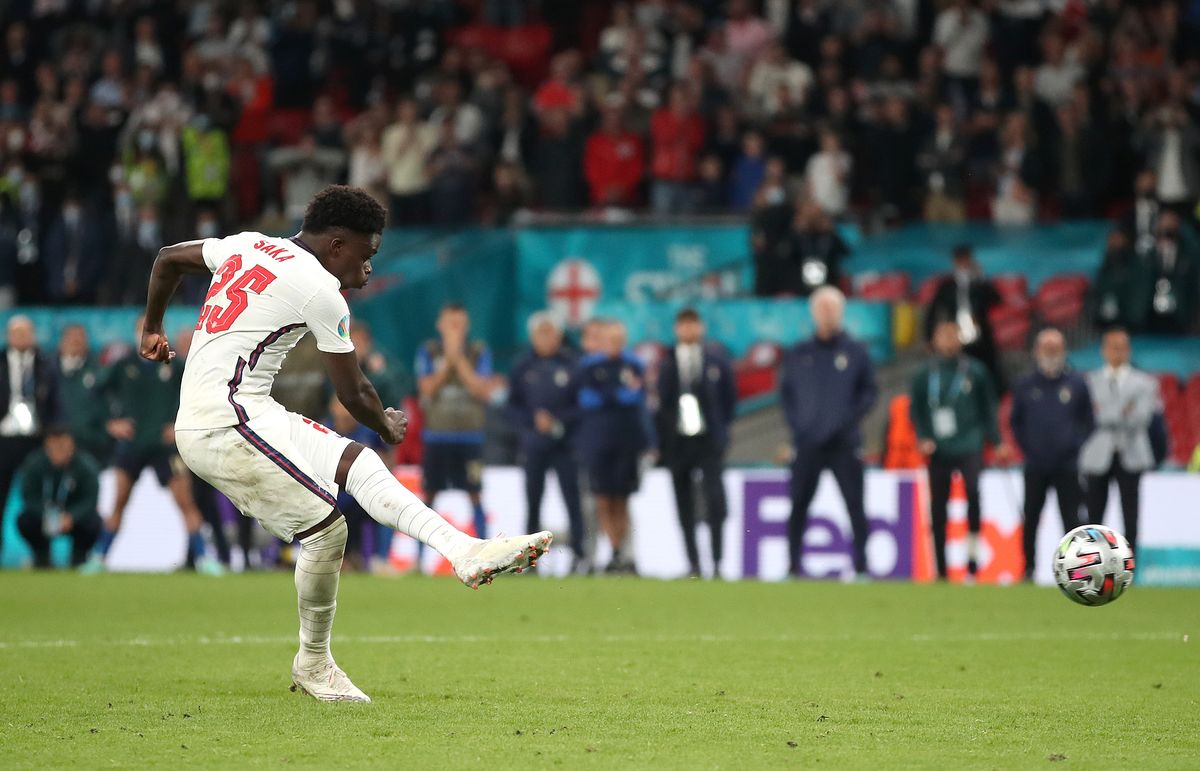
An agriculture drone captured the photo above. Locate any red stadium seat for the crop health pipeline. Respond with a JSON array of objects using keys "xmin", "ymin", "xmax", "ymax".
[
  {"xmin": 734, "ymin": 341, "xmax": 784, "ymax": 400},
  {"xmin": 988, "ymin": 304, "xmax": 1031, "ymax": 351},
  {"xmin": 915, "ymin": 275, "xmax": 942, "ymax": 306},
  {"xmin": 991, "ymin": 274, "xmax": 1029, "ymax": 307},
  {"xmin": 989, "ymin": 394, "xmax": 1023, "ymax": 466},
  {"xmin": 1035, "ymin": 274, "xmax": 1090, "ymax": 326},
  {"xmin": 855, "ymin": 272, "xmax": 912, "ymax": 302}
]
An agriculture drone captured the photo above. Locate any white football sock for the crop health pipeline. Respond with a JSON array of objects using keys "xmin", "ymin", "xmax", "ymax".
[
  {"xmin": 294, "ymin": 517, "xmax": 347, "ymax": 669},
  {"xmin": 345, "ymin": 449, "xmax": 475, "ymax": 560}
]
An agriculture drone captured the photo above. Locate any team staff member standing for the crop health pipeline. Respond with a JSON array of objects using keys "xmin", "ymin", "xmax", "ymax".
[
  {"xmin": 910, "ymin": 319, "xmax": 1003, "ymax": 579},
  {"xmin": 1079, "ymin": 328, "xmax": 1159, "ymax": 551},
  {"xmin": 658, "ymin": 308, "xmax": 737, "ymax": 578},
  {"xmin": 508, "ymin": 312, "xmax": 585, "ymax": 565},
  {"xmin": 0, "ymin": 315, "xmax": 59, "ymax": 559},
  {"xmin": 56, "ymin": 325, "xmax": 112, "ymax": 464},
  {"xmin": 84, "ymin": 317, "xmax": 220, "ymax": 575},
  {"xmin": 15, "ymin": 426, "xmax": 102, "ymax": 568},
  {"xmin": 1009, "ymin": 328, "xmax": 1091, "ymax": 579},
  {"xmin": 416, "ymin": 303, "xmax": 495, "ymax": 539},
  {"xmin": 576, "ymin": 320, "xmax": 654, "ymax": 574},
  {"xmin": 780, "ymin": 287, "xmax": 878, "ymax": 579}
]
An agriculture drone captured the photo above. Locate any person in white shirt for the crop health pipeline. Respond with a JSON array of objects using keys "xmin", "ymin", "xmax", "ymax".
[
  {"xmin": 933, "ymin": 0, "xmax": 989, "ymax": 106},
  {"xmin": 1079, "ymin": 328, "xmax": 1160, "ymax": 551},
  {"xmin": 1, "ymin": 315, "xmax": 58, "ymax": 560},
  {"xmin": 805, "ymin": 129, "xmax": 852, "ymax": 218},
  {"xmin": 746, "ymin": 40, "xmax": 813, "ymax": 119},
  {"xmin": 140, "ymin": 185, "xmax": 550, "ymax": 702}
]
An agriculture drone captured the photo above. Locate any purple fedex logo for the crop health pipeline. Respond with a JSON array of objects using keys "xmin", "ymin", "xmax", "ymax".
[{"xmin": 741, "ymin": 477, "xmax": 917, "ymax": 579}]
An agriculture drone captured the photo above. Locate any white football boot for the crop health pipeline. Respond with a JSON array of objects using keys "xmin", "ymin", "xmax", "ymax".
[
  {"xmin": 290, "ymin": 655, "xmax": 371, "ymax": 703},
  {"xmin": 452, "ymin": 531, "xmax": 553, "ymax": 589}
]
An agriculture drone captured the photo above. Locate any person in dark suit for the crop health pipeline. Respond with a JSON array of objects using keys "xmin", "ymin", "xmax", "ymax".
[
  {"xmin": 658, "ymin": 308, "xmax": 737, "ymax": 578},
  {"xmin": 1009, "ymin": 328, "xmax": 1091, "ymax": 579},
  {"xmin": 508, "ymin": 311, "xmax": 585, "ymax": 566},
  {"xmin": 780, "ymin": 287, "xmax": 878, "ymax": 579},
  {"xmin": 924, "ymin": 244, "xmax": 1005, "ymax": 393},
  {"xmin": 1, "ymin": 315, "xmax": 59, "ymax": 557}
]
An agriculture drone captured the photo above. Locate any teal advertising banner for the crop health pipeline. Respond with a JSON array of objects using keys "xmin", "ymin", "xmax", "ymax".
[
  {"xmin": 596, "ymin": 296, "xmax": 894, "ymax": 362},
  {"xmin": 514, "ymin": 224, "xmax": 752, "ymax": 334}
]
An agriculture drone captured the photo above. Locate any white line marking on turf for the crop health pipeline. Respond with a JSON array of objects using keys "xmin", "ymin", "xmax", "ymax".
[{"xmin": 0, "ymin": 631, "xmax": 1190, "ymax": 650}]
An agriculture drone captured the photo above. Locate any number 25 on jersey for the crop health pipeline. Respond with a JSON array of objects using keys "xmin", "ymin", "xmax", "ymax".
[{"xmin": 197, "ymin": 255, "xmax": 277, "ymax": 333}]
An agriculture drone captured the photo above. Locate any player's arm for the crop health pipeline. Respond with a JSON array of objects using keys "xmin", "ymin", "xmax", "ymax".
[
  {"xmin": 325, "ymin": 352, "xmax": 405, "ymax": 444},
  {"xmin": 141, "ymin": 240, "xmax": 210, "ymax": 362},
  {"xmin": 305, "ymin": 289, "xmax": 406, "ymax": 444}
]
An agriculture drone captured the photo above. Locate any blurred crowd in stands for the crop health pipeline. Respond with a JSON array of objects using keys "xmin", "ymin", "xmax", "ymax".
[{"xmin": 3, "ymin": 0, "xmax": 1200, "ymax": 308}]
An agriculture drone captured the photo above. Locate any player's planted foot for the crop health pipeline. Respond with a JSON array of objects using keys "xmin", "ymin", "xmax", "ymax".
[
  {"xmin": 78, "ymin": 554, "xmax": 106, "ymax": 575},
  {"xmin": 452, "ymin": 531, "xmax": 552, "ymax": 589},
  {"xmin": 290, "ymin": 655, "xmax": 371, "ymax": 703}
]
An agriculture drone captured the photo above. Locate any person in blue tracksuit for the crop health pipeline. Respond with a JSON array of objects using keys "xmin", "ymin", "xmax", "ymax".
[
  {"xmin": 508, "ymin": 311, "xmax": 585, "ymax": 563},
  {"xmin": 1010, "ymin": 328, "xmax": 1092, "ymax": 579},
  {"xmin": 575, "ymin": 320, "xmax": 655, "ymax": 574},
  {"xmin": 657, "ymin": 308, "xmax": 737, "ymax": 578},
  {"xmin": 780, "ymin": 287, "xmax": 878, "ymax": 578}
]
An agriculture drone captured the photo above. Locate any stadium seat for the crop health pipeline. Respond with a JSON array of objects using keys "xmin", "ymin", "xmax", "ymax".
[
  {"xmin": 991, "ymin": 274, "xmax": 1029, "ymax": 308},
  {"xmin": 855, "ymin": 272, "xmax": 912, "ymax": 302},
  {"xmin": 915, "ymin": 275, "xmax": 942, "ymax": 306},
  {"xmin": 987, "ymin": 304, "xmax": 1031, "ymax": 351},
  {"xmin": 734, "ymin": 341, "xmax": 783, "ymax": 400},
  {"xmin": 1034, "ymin": 274, "xmax": 1090, "ymax": 327},
  {"xmin": 988, "ymin": 394, "xmax": 1023, "ymax": 466}
]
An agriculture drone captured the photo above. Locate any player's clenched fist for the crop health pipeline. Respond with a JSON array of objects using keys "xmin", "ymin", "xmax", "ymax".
[
  {"xmin": 382, "ymin": 407, "xmax": 408, "ymax": 445},
  {"xmin": 140, "ymin": 329, "xmax": 176, "ymax": 362}
]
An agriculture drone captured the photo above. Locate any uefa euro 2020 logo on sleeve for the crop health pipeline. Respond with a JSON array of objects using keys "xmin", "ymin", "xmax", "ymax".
[{"xmin": 338, "ymin": 315, "xmax": 351, "ymax": 340}]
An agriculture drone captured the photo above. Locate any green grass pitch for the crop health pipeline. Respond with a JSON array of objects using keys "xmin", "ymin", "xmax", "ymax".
[{"xmin": 1, "ymin": 573, "xmax": 1197, "ymax": 769}]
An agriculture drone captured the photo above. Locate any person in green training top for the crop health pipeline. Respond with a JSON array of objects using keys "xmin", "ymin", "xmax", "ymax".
[
  {"xmin": 910, "ymin": 319, "xmax": 1006, "ymax": 580},
  {"xmin": 82, "ymin": 317, "xmax": 221, "ymax": 575},
  {"xmin": 15, "ymin": 425, "xmax": 102, "ymax": 568},
  {"xmin": 55, "ymin": 325, "xmax": 112, "ymax": 465}
]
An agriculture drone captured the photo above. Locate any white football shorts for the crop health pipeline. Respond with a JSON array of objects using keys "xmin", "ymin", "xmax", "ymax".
[{"xmin": 176, "ymin": 405, "xmax": 354, "ymax": 542}]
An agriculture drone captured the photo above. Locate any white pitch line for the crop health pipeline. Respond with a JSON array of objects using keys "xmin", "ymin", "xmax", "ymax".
[{"xmin": 0, "ymin": 631, "xmax": 1190, "ymax": 650}]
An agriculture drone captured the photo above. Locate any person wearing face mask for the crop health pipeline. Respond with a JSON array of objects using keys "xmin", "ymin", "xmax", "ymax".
[
  {"xmin": 1144, "ymin": 211, "xmax": 1198, "ymax": 335},
  {"xmin": 924, "ymin": 244, "xmax": 1004, "ymax": 393},
  {"xmin": 1009, "ymin": 328, "xmax": 1092, "ymax": 580},
  {"xmin": 41, "ymin": 196, "xmax": 106, "ymax": 305},
  {"xmin": 751, "ymin": 156, "xmax": 793, "ymax": 297}
]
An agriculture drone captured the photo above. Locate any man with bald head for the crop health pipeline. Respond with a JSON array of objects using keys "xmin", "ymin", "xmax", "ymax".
[
  {"xmin": 1, "ymin": 315, "xmax": 59, "ymax": 558},
  {"xmin": 780, "ymin": 287, "xmax": 878, "ymax": 579},
  {"xmin": 1009, "ymin": 328, "xmax": 1092, "ymax": 579}
]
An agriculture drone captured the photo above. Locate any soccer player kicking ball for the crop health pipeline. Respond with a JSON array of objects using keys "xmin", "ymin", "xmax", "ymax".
[{"xmin": 138, "ymin": 186, "xmax": 551, "ymax": 703}]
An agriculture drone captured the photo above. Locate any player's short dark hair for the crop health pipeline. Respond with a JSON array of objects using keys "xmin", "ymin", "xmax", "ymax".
[
  {"xmin": 302, "ymin": 185, "xmax": 386, "ymax": 236},
  {"xmin": 441, "ymin": 302, "xmax": 467, "ymax": 314},
  {"xmin": 1102, "ymin": 325, "xmax": 1129, "ymax": 339},
  {"xmin": 44, "ymin": 423, "xmax": 73, "ymax": 439},
  {"xmin": 952, "ymin": 243, "xmax": 973, "ymax": 260},
  {"xmin": 676, "ymin": 308, "xmax": 701, "ymax": 323}
]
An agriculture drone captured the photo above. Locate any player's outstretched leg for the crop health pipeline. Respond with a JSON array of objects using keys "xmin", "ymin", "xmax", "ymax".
[
  {"xmin": 288, "ymin": 515, "xmax": 369, "ymax": 703},
  {"xmin": 342, "ymin": 446, "xmax": 552, "ymax": 589}
]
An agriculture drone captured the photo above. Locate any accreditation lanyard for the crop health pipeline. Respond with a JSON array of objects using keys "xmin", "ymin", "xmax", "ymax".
[
  {"xmin": 43, "ymin": 470, "xmax": 71, "ymax": 510},
  {"xmin": 928, "ymin": 359, "xmax": 968, "ymax": 410}
]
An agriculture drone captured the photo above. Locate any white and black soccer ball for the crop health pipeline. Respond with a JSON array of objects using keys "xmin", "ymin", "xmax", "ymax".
[{"xmin": 1053, "ymin": 525, "xmax": 1135, "ymax": 606}]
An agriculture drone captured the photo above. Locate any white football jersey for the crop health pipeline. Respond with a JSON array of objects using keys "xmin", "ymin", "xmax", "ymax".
[{"xmin": 175, "ymin": 231, "xmax": 354, "ymax": 430}]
